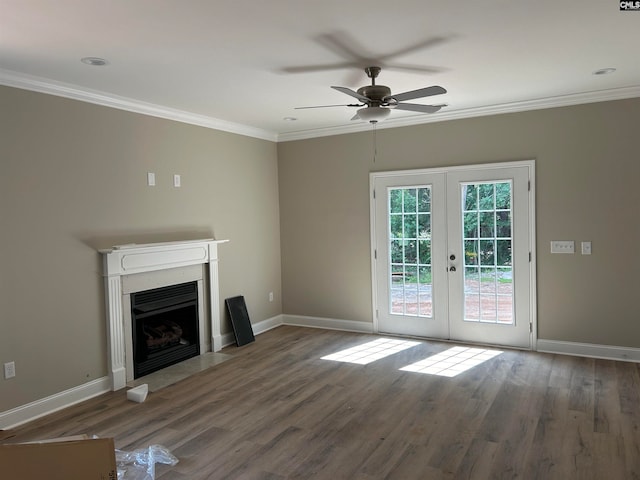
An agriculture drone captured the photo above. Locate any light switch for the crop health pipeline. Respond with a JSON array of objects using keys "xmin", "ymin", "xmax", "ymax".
[
  {"xmin": 173, "ymin": 174, "xmax": 181, "ymax": 187},
  {"xmin": 147, "ymin": 172, "xmax": 156, "ymax": 186},
  {"xmin": 550, "ymin": 241, "xmax": 575, "ymax": 254},
  {"xmin": 581, "ymin": 242, "xmax": 592, "ymax": 255}
]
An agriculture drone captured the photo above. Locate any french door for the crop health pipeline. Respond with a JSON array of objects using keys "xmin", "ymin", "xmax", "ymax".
[{"xmin": 371, "ymin": 162, "xmax": 534, "ymax": 349}]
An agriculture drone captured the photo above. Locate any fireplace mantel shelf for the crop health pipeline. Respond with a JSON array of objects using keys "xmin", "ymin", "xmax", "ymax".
[
  {"xmin": 100, "ymin": 238, "xmax": 228, "ymax": 254},
  {"xmin": 101, "ymin": 239, "xmax": 229, "ymax": 390}
]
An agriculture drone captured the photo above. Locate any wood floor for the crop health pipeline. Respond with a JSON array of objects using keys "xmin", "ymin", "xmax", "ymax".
[{"xmin": 3, "ymin": 326, "xmax": 640, "ymax": 479}]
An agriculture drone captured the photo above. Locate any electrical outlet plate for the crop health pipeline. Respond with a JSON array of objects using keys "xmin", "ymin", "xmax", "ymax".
[
  {"xmin": 4, "ymin": 361, "xmax": 15, "ymax": 379},
  {"xmin": 550, "ymin": 240, "xmax": 575, "ymax": 254},
  {"xmin": 147, "ymin": 172, "xmax": 156, "ymax": 186}
]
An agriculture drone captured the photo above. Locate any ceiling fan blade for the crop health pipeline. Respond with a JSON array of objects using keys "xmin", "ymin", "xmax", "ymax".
[
  {"xmin": 378, "ymin": 35, "xmax": 452, "ymax": 62},
  {"xmin": 280, "ymin": 61, "xmax": 360, "ymax": 74},
  {"xmin": 388, "ymin": 85, "xmax": 447, "ymax": 102},
  {"xmin": 295, "ymin": 104, "xmax": 362, "ymax": 110},
  {"xmin": 317, "ymin": 31, "xmax": 371, "ymax": 64},
  {"xmin": 382, "ymin": 63, "xmax": 447, "ymax": 75},
  {"xmin": 282, "ymin": 31, "xmax": 371, "ymax": 76},
  {"xmin": 395, "ymin": 103, "xmax": 445, "ymax": 114},
  {"xmin": 331, "ymin": 86, "xmax": 370, "ymax": 103}
]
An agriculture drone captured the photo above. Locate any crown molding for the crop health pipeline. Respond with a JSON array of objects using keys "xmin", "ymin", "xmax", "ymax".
[
  {"xmin": 2, "ymin": 68, "xmax": 639, "ymax": 144},
  {"xmin": 276, "ymin": 84, "xmax": 640, "ymax": 142},
  {"xmin": 0, "ymin": 68, "xmax": 278, "ymax": 142}
]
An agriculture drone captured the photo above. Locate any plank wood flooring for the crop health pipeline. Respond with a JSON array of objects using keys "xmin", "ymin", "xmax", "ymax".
[{"xmin": 3, "ymin": 326, "xmax": 640, "ymax": 479}]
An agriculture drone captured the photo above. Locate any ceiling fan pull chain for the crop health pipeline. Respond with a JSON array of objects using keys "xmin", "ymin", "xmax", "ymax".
[{"xmin": 372, "ymin": 121, "xmax": 378, "ymax": 164}]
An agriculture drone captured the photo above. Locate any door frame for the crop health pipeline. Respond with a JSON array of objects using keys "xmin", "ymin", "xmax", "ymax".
[{"xmin": 369, "ymin": 160, "xmax": 537, "ymax": 350}]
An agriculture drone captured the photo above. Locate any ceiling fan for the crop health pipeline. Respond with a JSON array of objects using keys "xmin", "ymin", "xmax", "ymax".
[{"xmin": 296, "ymin": 66, "xmax": 447, "ymax": 123}]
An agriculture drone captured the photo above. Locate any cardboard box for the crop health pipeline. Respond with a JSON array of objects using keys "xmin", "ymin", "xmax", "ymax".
[{"xmin": 0, "ymin": 436, "xmax": 117, "ymax": 479}]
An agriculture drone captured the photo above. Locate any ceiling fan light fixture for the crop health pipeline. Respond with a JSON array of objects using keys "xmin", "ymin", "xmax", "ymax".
[{"xmin": 357, "ymin": 106, "xmax": 390, "ymax": 123}]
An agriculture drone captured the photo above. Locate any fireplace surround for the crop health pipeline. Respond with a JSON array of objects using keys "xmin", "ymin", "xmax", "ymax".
[{"xmin": 101, "ymin": 239, "xmax": 228, "ymax": 390}]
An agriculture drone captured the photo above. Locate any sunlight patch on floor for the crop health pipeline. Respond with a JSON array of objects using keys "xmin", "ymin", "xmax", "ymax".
[
  {"xmin": 400, "ymin": 346, "xmax": 502, "ymax": 377},
  {"xmin": 321, "ymin": 338, "xmax": 420, "ymax": 365}
]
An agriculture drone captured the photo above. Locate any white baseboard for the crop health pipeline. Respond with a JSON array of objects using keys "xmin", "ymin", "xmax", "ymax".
[
  {"xmin": 222, "ymin": 314, "xmax": 372, "ymax": 344},
  {"xmin": 0, "ymin": 377, "xmax": 111, "ymax": 430},
  {"xmin": 225, "ymin": 313, "xmax": 372, "ymax": 343},
  {"xmin": 282, "ymin": 314, "xmax": 374, "ymax": 334},
  {"xmin": 253, "ymin": 314, "xmax": 284, "ymax": 335},
  {"xmin": 218, "ymin": 314, "xmax": 285, "ymax": 349},
  {"xmin": 536, "ymin": 339, "xmax": 640, "ymax": 363}
]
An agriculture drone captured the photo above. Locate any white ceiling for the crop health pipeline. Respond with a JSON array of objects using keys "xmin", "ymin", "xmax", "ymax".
[{"xmin": 2, "ymin": 0, "xmax": 639, "ymax": 142}]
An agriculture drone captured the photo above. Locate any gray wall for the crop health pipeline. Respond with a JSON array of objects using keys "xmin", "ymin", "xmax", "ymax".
[
  {"xmin": 2, "ymin": 84, "xmax": 639, "ymax": 417},
  {"xmin": 278, "ymin": 99, "xmax": 640, "ymax": 347},
  {"xmin": 0, "ymin": 86, "xmax": 282, "ymax": 411}
]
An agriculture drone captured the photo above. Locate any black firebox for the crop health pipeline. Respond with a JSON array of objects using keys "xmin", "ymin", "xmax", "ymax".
[{"xmin": 131, "ymin": 281, "xmax": 200, "ymax": 378}]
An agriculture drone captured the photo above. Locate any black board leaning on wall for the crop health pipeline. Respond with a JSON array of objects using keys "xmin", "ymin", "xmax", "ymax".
[{"xmin": 225, "ymin": 296, "xmax": 255, "ymax": 347}]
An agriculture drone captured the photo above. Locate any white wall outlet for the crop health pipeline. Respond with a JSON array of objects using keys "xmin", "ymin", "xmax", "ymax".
[
  {"xmin": 173, "ymin": 174, "xmax": 181, "ymax": 187},
  {"xmin": 269, "ymin": 292, "xmax": 274, "ymax": 302},
  {"xmin": 147, "ymin": 172, "xmax": 156, "ymax": 186},
  {"xmin": 550, "ymin": 240, "xmax": 575, "ymax": 254},
  {"xmin": 4, "ymin": 361, "xmax": 15, "ymax": 379},
  {"xmin": 581, "ymin": 241, "xmax": 592, "ymax": 255}
]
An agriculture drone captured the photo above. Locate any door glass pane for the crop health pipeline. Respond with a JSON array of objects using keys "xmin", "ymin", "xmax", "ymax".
[
  {"xmin": 391, "ymin": 267, "xmax": 404, "ymax": 315},
  {"xmin": 464, "ymin": 212, "xmax": 478, "ymax": 238},
  {"xmin": 404, "ymin": 214, "xmax": 417, "ymax": 238},
  {"xmin": 389, "ymin": 187, "xmax": 433, "ymax": 318},
  {"xmin": 391, "ymin": 240, "xmax": 403, "ymax": 263},
  {"xmin": 418, "ymin": 188, "xmax": 431, "ymax": 212},
  {"xmin": 464, "ymin": 239, "xmax": 479, "ymax": 265},
  {"xmin": 419, "ymin": 240, "xmax": 431, "ymax": 264},
  {"xmin": 464, "ymin": 266, "xmax": 480, "ymax": 321},
  {"xmin": 464, "ymin": 184, "xmax": 478, "ymax": 210},
  {"xmin": 419, "ymin": 266, "xmax": 433, "ymax": 316},
  {"xmin": 461, "ymin": 181, "xmax": 513, "ymax": 324},
  {"xmin": 390, "ymin": 189, "xmax": 403, "ymax": 213},
  {"xmin": 404, "ymin": 240, "xmax": 417, "ymax": 264},
  {"xmin": 479, "ymin": 212, "xmax": 495, "ymax": 238}
]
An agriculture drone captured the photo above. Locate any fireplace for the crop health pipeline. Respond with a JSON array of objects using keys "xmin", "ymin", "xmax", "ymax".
[
  {"xmin": 132, "ymin": 281, "xmax": 200, "ymax": 378},
  {"xmin": 101, "ymin": 239, "xmax": 228, "ymax": 390}
]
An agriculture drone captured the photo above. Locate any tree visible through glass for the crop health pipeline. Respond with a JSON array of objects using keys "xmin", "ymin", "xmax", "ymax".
[
  {"xmin": 388, "ymin": 187, "xmax": 432, "ymax": 317},
  {"xmin": 462, "ymin": 181, "xmax": 514, "ymax": 323}
]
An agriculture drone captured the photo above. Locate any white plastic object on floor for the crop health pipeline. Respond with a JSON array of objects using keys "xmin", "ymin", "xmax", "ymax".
[{"xmin": 126, "ymin": 384, "xmax": 148, "ymax": 403}]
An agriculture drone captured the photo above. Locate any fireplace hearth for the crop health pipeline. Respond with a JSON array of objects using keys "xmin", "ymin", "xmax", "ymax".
[{"xmin": 132, "ymin": 281, "xmax": 200, "ymax": 378}]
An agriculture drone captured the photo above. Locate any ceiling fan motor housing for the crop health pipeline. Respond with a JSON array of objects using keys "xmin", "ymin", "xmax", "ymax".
[{"xmin": 357, "ymin": 85, "xmax": 392, "ymax": 105}]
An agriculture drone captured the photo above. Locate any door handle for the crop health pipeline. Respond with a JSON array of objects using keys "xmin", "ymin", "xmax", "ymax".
[
  {"xmin": 449, "ymin": 266, "xmax": 456, "ymax": 272},
  {"xmin": 450, "ymin": 254, "xmax": 456, "ymax": 261}
]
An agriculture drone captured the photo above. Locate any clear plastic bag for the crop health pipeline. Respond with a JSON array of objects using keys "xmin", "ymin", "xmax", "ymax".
[{"xmin": 115, "ymin": 444, "xmax": 179, "ymax": 480}]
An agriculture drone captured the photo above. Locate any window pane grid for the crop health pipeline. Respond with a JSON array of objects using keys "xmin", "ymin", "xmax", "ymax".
[
  {"xmin": 389, "ymin": 187, "xmax": 432, "ymax": 318},
  {"xmin": 461, "ymin": 181, "xmax": 513, "ymax": 324}
]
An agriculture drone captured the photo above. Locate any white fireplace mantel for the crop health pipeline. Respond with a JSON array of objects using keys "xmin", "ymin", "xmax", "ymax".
[{"xmin": 101, "ymin": 238, "xmax": 228, "ymax": 390}]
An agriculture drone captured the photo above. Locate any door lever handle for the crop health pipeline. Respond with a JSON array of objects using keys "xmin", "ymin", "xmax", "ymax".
[{"xmin": 449, "ymin": 266, "xmax": 456, "ymax": 272}]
